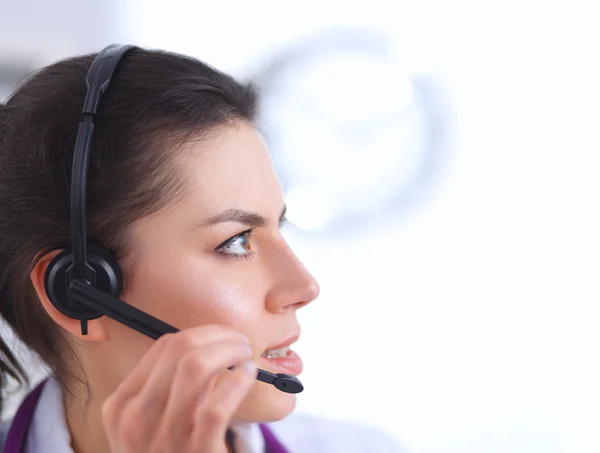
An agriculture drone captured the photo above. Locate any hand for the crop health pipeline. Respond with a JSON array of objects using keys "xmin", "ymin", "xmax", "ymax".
[{"xmin": 101, "ymin": 325, "xmax": 257, "ymax": 453}]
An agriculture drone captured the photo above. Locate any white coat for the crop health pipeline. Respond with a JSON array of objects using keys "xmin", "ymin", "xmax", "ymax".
[{"xmin": 0, "ymin": 376, "xmax": 408, "ymax": 453}]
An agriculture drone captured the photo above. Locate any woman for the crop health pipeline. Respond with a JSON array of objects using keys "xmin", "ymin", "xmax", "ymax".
[{"xmin": 0, "ymin": 45, "xmax": 405, "ymax": 452}]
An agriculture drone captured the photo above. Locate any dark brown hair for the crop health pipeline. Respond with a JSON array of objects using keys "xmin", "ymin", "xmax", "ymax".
[{"xmin": 0, "ymin": 46, "xmax": 257, "ymax": 417}]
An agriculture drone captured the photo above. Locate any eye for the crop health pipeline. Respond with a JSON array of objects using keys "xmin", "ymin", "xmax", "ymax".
[{"xmin": 216, "ymin": 229, "xmax": 254, "ymax": 258}]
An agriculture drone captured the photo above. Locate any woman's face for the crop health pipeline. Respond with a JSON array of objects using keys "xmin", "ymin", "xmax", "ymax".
[{"xmin": 109, "ymin": 121, "xmax": 320, "ymax": 422}]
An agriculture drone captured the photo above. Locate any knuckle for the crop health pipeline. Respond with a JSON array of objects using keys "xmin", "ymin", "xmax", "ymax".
[
  {"xmin": 170, "ymin": 331, "xmax": 200, "ymax": 354},
  {"xmin": 101, "ymin": 396, "xmax": 120, "ymax": 430},
  {"xmin": 154, "ymin": 332, "xmax": 175, "ymax": 349},
  {"xmin": 119, "ymin": 403, "xmax": 146, "ymax": 446},
  {"xmin": 203, "ymin": 404, "xmax": 228, "ymax": 426},
  {"xmin": 178, "ymin": 353, "xmax": 208, "ymax": 378},
  {"xmin": 120, "ymin": 404, "xmax": 141, "ymax": 432}
]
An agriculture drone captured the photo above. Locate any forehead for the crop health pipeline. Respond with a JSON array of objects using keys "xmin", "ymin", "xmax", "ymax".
[{"xmin": 177, "ymin": 122, "xmax": 283, "ymax": 215}]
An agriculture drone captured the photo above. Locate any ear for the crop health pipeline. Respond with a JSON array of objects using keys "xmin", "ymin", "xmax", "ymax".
[{"xmin": 30, "ymin": 250, "xmax": 108, "ymax": 342}]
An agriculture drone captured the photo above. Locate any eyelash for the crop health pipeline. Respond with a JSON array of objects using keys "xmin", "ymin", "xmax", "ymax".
[
  {"xmin": 214, "ymin": 218, "xmax": 289, "ymax": 261},
  {"xmin": 215, "ymin": 228, "xmax": 256, "ymax": 260}
]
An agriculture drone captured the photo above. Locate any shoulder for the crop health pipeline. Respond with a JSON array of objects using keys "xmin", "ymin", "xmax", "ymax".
[{"xmin": 267, "ymin": 412, "xmax": 410, "ymax": 453}]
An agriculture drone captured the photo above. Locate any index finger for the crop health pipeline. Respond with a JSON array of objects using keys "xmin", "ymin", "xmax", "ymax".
[{"xmin": 108, "ymin": 324, "xmax": 249, "ymax": 401}]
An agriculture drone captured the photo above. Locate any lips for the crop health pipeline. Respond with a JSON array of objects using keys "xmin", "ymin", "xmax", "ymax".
[
  {"xmin": 260, "ymin": 333, "xmax": 303, "ymax": 376},
  {"xmin": 263, "ymin": 333, "xmax": 300, "ymax": 351}
]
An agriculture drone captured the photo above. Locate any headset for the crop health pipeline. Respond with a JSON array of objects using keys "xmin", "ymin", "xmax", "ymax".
[{"xmin": 43, "ymin": 44, "xmax": 303, "ymax": 395}]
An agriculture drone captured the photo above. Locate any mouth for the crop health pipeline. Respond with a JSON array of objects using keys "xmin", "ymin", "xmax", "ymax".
[{"xmin": 259, "ymin": 333, "xmax": 303, "ymax": 376}]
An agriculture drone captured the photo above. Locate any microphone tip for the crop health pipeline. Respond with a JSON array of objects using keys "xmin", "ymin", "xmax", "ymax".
[{"xmin": 273, "ymin": 373, "xmax": 304, "ymax": 394}]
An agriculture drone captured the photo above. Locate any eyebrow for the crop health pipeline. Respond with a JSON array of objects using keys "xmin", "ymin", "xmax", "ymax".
[{"xmin": 198, "ymin": 205, "xmax": 287, "ymax": 229}]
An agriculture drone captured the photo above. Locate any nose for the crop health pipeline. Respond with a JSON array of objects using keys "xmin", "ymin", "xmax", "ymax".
[{"xmin": 264, "ymin": 239, "xmax": 320, "ymax": 313}]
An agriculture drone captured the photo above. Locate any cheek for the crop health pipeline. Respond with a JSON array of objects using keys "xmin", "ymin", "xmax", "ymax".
[
  {"xmin": 177, "ymin": 273, "xmax": 263, "ymax": 328},
  {"xmin": 126, "ymin": 253, "xmax": 266, "ymax": 332}
]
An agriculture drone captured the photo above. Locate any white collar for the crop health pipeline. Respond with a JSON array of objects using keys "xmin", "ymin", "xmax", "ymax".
[
  {"xmin": 25, "ymin": 376, "xmax": 266, "ymax": 453},
  {"xmin": 24, "ymin": 377, "xmax": 73, "ymax": 453}
]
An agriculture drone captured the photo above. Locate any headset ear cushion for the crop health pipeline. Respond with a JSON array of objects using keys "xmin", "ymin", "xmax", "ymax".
[
  {"xmin": 44, "ymin": 246, "xmax": 123, "ymax": 320},
  {"xmin": 85, "ymin": 245, "xmax": 123, "ymax": 297}
]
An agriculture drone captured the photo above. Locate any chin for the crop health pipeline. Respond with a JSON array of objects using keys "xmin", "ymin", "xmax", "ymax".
[{"xmin": 233, "ymin": 379, "xmax": 298, "ymax": 423}]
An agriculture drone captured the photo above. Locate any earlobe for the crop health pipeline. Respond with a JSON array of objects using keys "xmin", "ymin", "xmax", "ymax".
[{"xmin": 30, "ymin": 250, "xmax": 108, "ymax": 342}]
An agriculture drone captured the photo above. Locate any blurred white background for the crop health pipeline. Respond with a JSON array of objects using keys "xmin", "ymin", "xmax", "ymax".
[{"xmin": 2, "ymin": 1, "xmax": 600, "ymax": 452}]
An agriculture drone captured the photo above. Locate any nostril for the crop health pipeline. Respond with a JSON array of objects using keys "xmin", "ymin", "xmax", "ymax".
[{"xmin": 290, "ymin": 300, "xmax": 310, "ymax": 311}]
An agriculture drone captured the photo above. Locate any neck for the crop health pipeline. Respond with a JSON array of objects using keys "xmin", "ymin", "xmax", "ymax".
[{"xmin": 63, "ymin": 380, "xmax": 110, "ymax": 453}]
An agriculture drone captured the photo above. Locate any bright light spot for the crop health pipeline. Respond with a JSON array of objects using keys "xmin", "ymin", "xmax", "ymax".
[{"xmin": 284, "ymin": 185, "xmax": 335, "ymax": 231}]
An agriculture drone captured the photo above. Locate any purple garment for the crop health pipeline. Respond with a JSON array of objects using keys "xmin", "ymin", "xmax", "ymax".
[
  {"xmin": 259, "ymin": 423, "xmax": 289, "ymax": 453},
  {"xmin": 3, "ymin": 380, "xmax": 46, "ymax": 453},
  {"xmin": 2, "ymin": 379, "xmax": 288, "ymax": 453}
]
